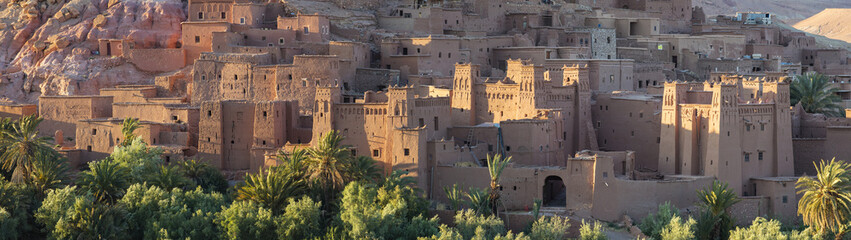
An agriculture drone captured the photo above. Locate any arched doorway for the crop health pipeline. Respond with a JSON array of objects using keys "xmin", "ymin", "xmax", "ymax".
[{"xmin": 543, "ymin": 176, "xmax": 566, "ymax": 207}]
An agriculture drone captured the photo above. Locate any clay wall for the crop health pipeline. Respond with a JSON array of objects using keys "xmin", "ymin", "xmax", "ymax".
[
  {"xmin": 97, "ymin": 39, "xmax": 127, "ymax": 57},
  {"xmin": 125, "ymin": 48, "xmax": 186, "ymax": 72},
  {"xmin": 231, "ymin": 3, "xmax": 265, "ymax": 27},
  {"xmin": 239, "ymin": 29, "xmax": 297, "ymax": 48},
  {"xmin": 753, "ymin": 178, "xmax": 799, "ymax": 224},
  {"xmin": 330, "ymin": 41, "xmax": 371, "ymax": 82},
  {"xmin": 75, "ymin": 119, "xmax": 186, "ymax": 163},
  {"xmin": 39, "ymin": 96, "xmax": 113, "ymax": 142},
  {"xmin": 593, "ymin": 94, "xmax": 662, "ymax": 170},
  {"xmin": 0, "ymin": 104, "xmax": 37, "ymax": 119},
  {"xmin": 99, "ymin": 86, "xmax": 157, "ymax": 103},
  {"xmin": 181, "ymin": 22, "xmax": 231, "ymax": 63},
  {"xmin": 276, "ymin": 14, "xmax": 330, "ymax": 42},
  {"xmin": 353, "ymin": 68, "xmax": 401, "ymax": 92}
]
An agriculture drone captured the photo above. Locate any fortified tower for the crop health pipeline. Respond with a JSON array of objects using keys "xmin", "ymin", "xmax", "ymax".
[
  {"xmin": 312, "ymin": 85, "xmax": 341, "ymax": 144},
  {"xmin": 705, "ymin": 76, "xmax": 743, "ymax": 194},
  {"xmin": 762, "ymin": 77, "xmax": 794, "ymax": 176},
  {"xmin": 451, "ymin": 63, "xmax": 478, "ymax": 126},
  {"xmin": 658, "ymin": 80, "xmax": 689, "ymax": 174}
]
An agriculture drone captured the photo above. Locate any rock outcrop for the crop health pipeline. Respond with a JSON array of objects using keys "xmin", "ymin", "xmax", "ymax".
[{"xmin": 0, "ymin": 0, "xmax": 186, "ymax": 103}]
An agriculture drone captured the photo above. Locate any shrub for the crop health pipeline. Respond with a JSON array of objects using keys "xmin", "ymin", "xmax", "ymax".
[
  {"xmin": 35, "ymin": 186, "xmax": 128, "ymax": 239},
  {"xmin": 276, "ymin": 196, "xmax": 322, "ymax": 239},
  {"xmin": 530, "ymin": 216, "xmax": 570, "ymax": 240},
  {"xmin": 579, "ymin": 220, "xmax": 608, "ymax": 240},
  {"xmin": 215, "ymin": 201, "xmax": 276, "ymax": 240},
  {"xmin": 339, "ymin": 181, "xmax": 439, "ymax": 239},
  {"xmin": 120, "ymin": 184, "xmax": 225, "ymax": 240},
  {"xmin": 640, "ymin": 202, "xmax": 679, "ymax": 240},
  {"xmin": 454, "ymin": 209, "xmax": 506, "ymax": 240},
  {"xmin": 661, "ymin": 216, "xmax": 696, "ymax": 240}
]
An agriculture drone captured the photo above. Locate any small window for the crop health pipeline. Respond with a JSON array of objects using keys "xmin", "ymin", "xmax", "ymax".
[
  {"xmin": 433, "ymin": 117, "xmax": 439, "ymax": 130},
  {"xmin": 279, "ymin": 38, "xmax": 285, "ymax": 45},
  {"xmin": 198, "ymin": 12, "xmax": 203, "ymax": 19},
  {"xmin": 92, "ymin": 129, "xmax": 97, "ymax": 135},
  {"xmin": 758, "ymin": 152, "xmax": 763, "ymax": 161},
  {"xmin": 744, "ymin": 153, "xmax": 750, "ymax": 162},
  {"xmin": 171, "ymin": 115, "xmax": 178, "ymax": 120},
  {"xmin": 782, "ymin": 196, "xmax": 788, "ymax": 203},
  {"xmin": 303, "ymin": 26, "xmax": 310, "ymax": 34},
  {"xmin": 602, "ymin": 172, "xmax": 608, "ymax": 178},
  {"xmin": 240, "ymin": 18, "xmax": 245, "ymax": 24},
  {"xmin": 302, "ymin": 80, "xmax": 307, "ymax": 87},
  {"xmin": 373, "ymin": 149, "xmax": 380, "ymax": 157},
  {"xmin": 221, "ymin": 12, "xmax": 226, "ymax": 19},
  {"xmin": 87, "ymin": 146, "xmax": 92, "ymax": 152},
  {"xmin": 207, "ymin": 110, "xmax": 212, "ymax": 116},
  {"xmin": 351, "ymin": 149, "xmax": 357, "ymax": 156},
  {"xmin": 404, "ymin": 148, "xmax": 410, "ymax": 156},
  {"xmin": 418, "ymin": 118, "xmax": 424, "ymax": 127},
  {"xmin": 263, "ymin": 111, "xmax": 267, "ymax": 117},
  {"xmin": 195, "ymin": 36, "xmax": 200, "ymax": 43}
]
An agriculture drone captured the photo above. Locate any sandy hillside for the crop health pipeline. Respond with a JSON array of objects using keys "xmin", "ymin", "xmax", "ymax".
[
  {"xmin": 693, "ymin": 0, "xmax": 851, "ymax": 23},
  {"xmin": 793, "ymin": 8, "xmax": 851, "ymax": 44}
]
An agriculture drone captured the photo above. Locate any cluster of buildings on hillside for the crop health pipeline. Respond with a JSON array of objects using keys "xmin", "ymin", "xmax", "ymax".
[{"xmin": 1, "ymin": 0, "xmax": 851, "ymax": 226}]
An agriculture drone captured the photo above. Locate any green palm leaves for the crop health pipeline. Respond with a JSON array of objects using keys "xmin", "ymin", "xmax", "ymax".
[
  {"xmin": 121, "ymin": 118, "xmax": 140, "ymax": 147},
  {"xmin": 237, "ymin": 167, "xmax": 306, "ymax": 214},
  {"xmin": 796, "ymin": 158, "xmax": 851, "ymax": 237},
  {"xmin": 0, "ymin": 116, "xmax": 57, "ymax": 183},
  {"xmin": 791, "ymin": 72, "xmax": 843, "ymax": 117},
  {"xmin": 487, "ymin": 154, "xmax": 511, "ymax": 215}
]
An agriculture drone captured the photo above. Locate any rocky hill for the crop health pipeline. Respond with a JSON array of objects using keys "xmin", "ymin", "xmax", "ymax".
[
  {"xmin": 693, "ymin": 0, "xmax": 851, "ymax": 23},
  {"xmin": 0, "ymin": 0, "xmax": 185, "ymax": 103},
  {"xmin": 793, "ymin": 8, "xmax": 851, "ymax": 44}
]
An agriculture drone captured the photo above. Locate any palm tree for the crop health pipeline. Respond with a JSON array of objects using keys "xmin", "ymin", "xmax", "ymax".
[
  {"xmin": 178, "ymin": 159, "xmax": 228, "ymax": 192},
  {"xmin": 486, "ymin": 154, "xmax": 511, "ymax": 215},
  {"xmin": 120, "ymin": 118, "xmax": 140, "ymax": 147},
  {"xmin": 150, "ymin": 165, "xmax": 193, "ymax": 190},
  {"xmin": 444, "ymin": 184, "xmax": 463, "ymax": 211},
  {"xmin": 78, "ymin": 159, "xmax": 131, "ymax": 203},
  {"xmin": 237, "ymin": 167, "xmax": 306, "ymax": 214},
  {"xmin": 346, "ymin": 156, "xmax": 382, "ymax": 183},
  {"xmin": 696, "ymin": 180, "xmax": 740, "ymax": 240},
  {"xmin": 464, "ymin": 187, "xmax": 490, "ymax": 215},
  {"xmin": 0, "ymin": 115, "xmax": 56, "ymax": 183},
  {"xmin": 797, "ymin": 158, "xmax": 851, "ymax": 238},
  {"xmin": 791, "ymin": 72, "xmax": 843, "ymax": 117},
  {"xmin": 305, "ymin": 131, "xmax": 351, "ymax": 205},
  {"xmin": 277, "ymin": 148, "xmax": 309, "ymax": 178},
  {"xmin": 29, "ymin": 152, "xmax": 69, "ymax": 194}
]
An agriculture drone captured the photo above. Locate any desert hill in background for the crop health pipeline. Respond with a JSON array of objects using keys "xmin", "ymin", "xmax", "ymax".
[
  {"xmin": 793, "ymin": 8, "xmax": 851, "ymax": 44},
  {"xmin": 693, "ymin": 0, "xmax": 850, "ymax": 24}
]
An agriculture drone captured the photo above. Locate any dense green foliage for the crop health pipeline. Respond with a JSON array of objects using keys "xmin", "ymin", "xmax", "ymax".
[{"xmin": 641, "ymin": 201, "xmax": 681, "ymax": 240}]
